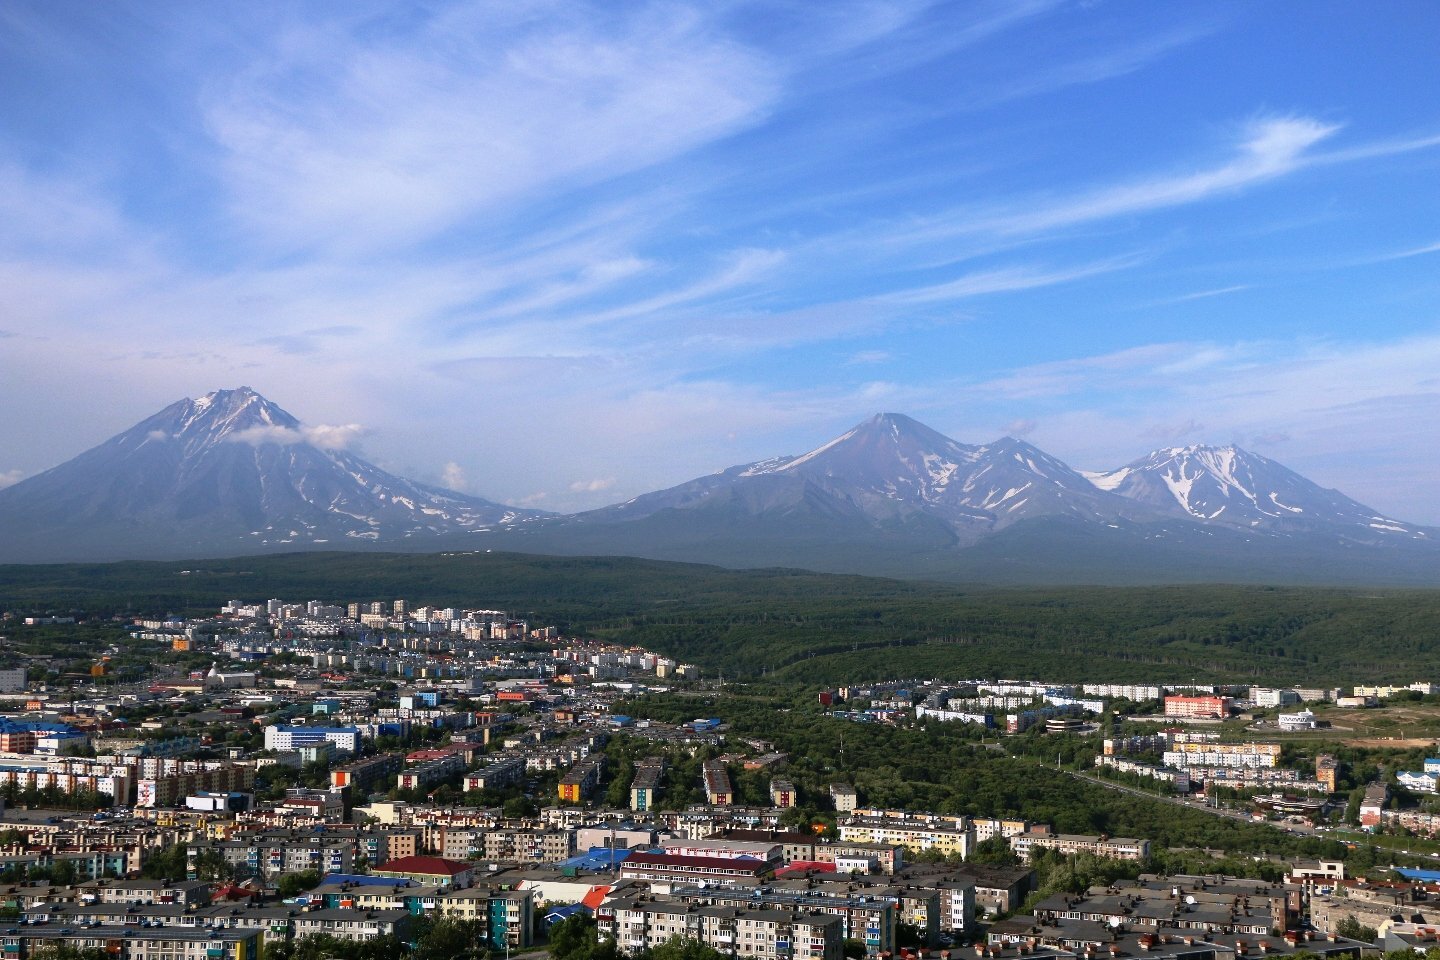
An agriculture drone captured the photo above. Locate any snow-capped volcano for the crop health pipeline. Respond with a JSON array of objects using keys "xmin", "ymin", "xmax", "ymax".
[
  {"xmin": 1086, "ymin": 443, "xmax": 1424, "ymax": 540},
  {"xmin": 0, "ymin": 387, "xmax": 543, "ymax": 562},
  {"xmin": 574, "ymin": 413, "xmax": 1162, "ymax": 543}
]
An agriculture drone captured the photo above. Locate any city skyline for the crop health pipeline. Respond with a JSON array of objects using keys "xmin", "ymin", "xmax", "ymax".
[{"xmin": 2, "ymin": 2, "xmax": 1439, "ymax": 520}]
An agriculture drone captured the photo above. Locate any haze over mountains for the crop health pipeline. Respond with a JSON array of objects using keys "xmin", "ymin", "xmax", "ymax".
[{"xmin": 1, "ymin": 388, "xmax": 1434, "ymax": 585}]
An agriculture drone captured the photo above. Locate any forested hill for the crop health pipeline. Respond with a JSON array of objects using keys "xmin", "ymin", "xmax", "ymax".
[{"xmin": 3, "ymin": 550, "xmax": 1439, "ymax": 685}]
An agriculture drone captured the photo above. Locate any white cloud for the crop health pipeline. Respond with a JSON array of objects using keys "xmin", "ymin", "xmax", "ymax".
[
  {"xmin": 569, "ymin": 477, "xmax": 615, "ymax": 493},
  {"xmin": 440, "ymin": 462, "xmax": 467, "ymax": 492},
  {"xmin": 0, "ymin": 468, "xmax": 24, "ymax": 489},
  {"xmin": 883, "ymin": 255, "xmax": 1141, "ymax": 305},
  {"xmin": 890, "ymin": 116, "xmax": 1346, "ymax": 249},
  {"xmin": 229, "ymin": 423, "xmax": 366, "ymax": 450},
  {"xmin": 204, "ymin": 5, "xmax": 785, "ymax": 254}
]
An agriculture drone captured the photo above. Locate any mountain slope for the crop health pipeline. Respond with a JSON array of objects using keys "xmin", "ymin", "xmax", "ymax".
[
  {"xmin": 1087, "ymin": 444, "xmax": 1428, "ymax": 543},
  {"xmin": 573, "ymin": 413, "xmax": 1164, "ymax": 544},
  {"xmin": 0, "ymin": 387, "xmax": 541, "ymax": 563},
  {"xmin": 470, "ymin": 415, "xmax": 1439, "ymax": 584}
]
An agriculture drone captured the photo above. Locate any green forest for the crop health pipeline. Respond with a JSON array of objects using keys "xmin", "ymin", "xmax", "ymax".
[{"xmin": 4, "ymin": 550, "xmax": 1440, "ymax": 684}]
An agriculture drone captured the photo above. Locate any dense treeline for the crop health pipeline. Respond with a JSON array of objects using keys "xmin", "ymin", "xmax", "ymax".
[{"xmin": 4, "ymin": 551, "xmax": 1440, "ymax": 684}]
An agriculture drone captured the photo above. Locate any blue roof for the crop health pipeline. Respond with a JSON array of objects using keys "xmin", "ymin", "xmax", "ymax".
[
  {"xmin": 1395, "ymin": 868, "xmax": 1440, "ymax": 882},
  {"xmin": 556, "ymin": 847, "xmax": 643, "ymax": 871},
  {"xmin": 544, "ymin": 904, "xmax": 592, "ymax": 925}
]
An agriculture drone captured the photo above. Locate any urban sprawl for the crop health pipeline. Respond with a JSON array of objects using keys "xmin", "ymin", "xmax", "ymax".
[{"xmin": 0, "ymin": 598, "xmax": 1436, "ymax": 960}]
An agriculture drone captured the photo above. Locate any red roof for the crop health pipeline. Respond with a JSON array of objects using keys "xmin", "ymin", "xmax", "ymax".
[
  {"xmin": 581, "ymin": 885, "xmax": 611, "ymax": 910},
  {"xmin": 374, "ymin": 855, "xmax": 472, "ymax": 877}
]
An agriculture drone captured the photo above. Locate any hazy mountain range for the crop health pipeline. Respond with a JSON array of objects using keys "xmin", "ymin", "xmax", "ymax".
[{"xmin": 1, "ymin": 388, "xmax": 1434, "ymax": 585}]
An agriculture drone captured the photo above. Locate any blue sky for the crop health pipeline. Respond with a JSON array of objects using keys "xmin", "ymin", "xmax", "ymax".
[{"xmin": 3, "ymin": 1, "xmax": 1440, "ymax": 519}]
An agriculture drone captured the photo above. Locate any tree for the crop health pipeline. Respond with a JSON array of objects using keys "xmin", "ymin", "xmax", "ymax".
[
  {"xmin": 277, "ymin": 869, "xmax": 322, "ymax": 898},
  {"xmin": 635, "ymin": 938, "xmax": 728, "ymax": 960},
  {"xmin": 31, "ymin": 947, "xmax": 108, "ymax": 960},
  {"xmin": 843, "ymin": 940, "xmax": 868, "ymax": 959},
  {"xmin": 550, "ymin": 915, "xmax": 619, "ymax": 960},
  {"xmin": 141, "ymin": 841, "xmax": 188, "ymax": 880},
  {"xmin": 970, "ymin": 834, "xmax": 1019, "ymax": 867},
  {"xmin": 192, "ymin": 848, "xmax": 235, "ymax": 883},
  {"xmin": 1336, "ymin": 916, "xmax": 1378, "ymax": 944},
  {"xmin": 412, "ymin": 916, "xmax": 491, "ymax": 960},
  {"xmin": 503, "ymin": 796, "xmax": 538, "ymax": 819}
]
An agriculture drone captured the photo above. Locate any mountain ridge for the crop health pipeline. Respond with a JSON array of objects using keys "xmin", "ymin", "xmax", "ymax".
[{"xmin": 1, "ymin": 390, "xmax": 1435, "ymax": 584}]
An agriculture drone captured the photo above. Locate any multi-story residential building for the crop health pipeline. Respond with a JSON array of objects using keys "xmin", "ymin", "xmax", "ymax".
[
  {"xmin": 263, "ymin": 725, "xmax": 360, "ymax": 755},
  {"xmin": 1163, "ymin": 696, "xmax": 1232, "ymax": 719},
  {"xmin": 618, "ymin": 851, "xmax": 769, "ymax": 886},
  {"xmin": 0, "ymin": 925, "xmax": 263, "ymax": 960},
  {"xmin": 811, "ymin": 841, "xmax": 904, "ymax": 875},
  {"xmin": 291, "ymin": 908, "xmax": 414, "ymax": 943},
  {"xmin": 597, "ymin": 896, "xmax": 844, "ymax": 960},
  {"xmin": 970, "ymin": 818, "xmax": 1031, "ymax": 842},
  {"xmin": 1081, "ymin": 684, "xmax": 1164, "ymax": 702},
  {"xmin": 838, "ymin": 810, "xmax": 972, "ymax": 860},
  {"xmin": 1252, "ymin": 688, "xmax": 1300, "ymax": 708},
  {"xmin": 558, "ymin": 757, "xmax": 605, "ymax": 803},
  {"xmin": 1316, "ymin": 754, "xmax": 1339, "ymax": 793},
  {"xmin": 1162, "ymin": 742, "xmax": 1281, "ymax": 769},
  {"xmin": 331, "ymin": 754, "xmax": 403, "ymax": 795},
  {"xmin": 770, "ymin": 779, "xmax": 797, "ymax": 808},
  {"xmin": 830, "ymin": 784, "xmax": 857, "ymax": 813},
  {"xmin": 396, "ymin": 754, "xmax": 464, "ymax": 792},
  {"xmin": 630, "ymin": 761, "xmax": 665, "ymax": 812},
  {"xmin": 435, "ymin": 886, "xmax": 535, "ymax": 949},
  {"xmin": 482, "ymin": 827, "xmax": 573, "ymax": 863},
  {"xmin": 704, "ymin": 761, "xmax": 734, "ymax": 805},
  {"xmin": 676, "ymin": 884, "xmax": 898, "ymax": 955},
  {"xmin": 1009, "ymin": 831, "xmax": 1149, "ymax": 863},
  {"xmin": 188, "ymin": 829, "xmax": 357, "ymax": 879},
  {"xmin": 1096, "ymin": 755, "xmax": 1191, "ymax": 792},
  {"xmin": 465, "ymin": 756, "xmax": 526, "ymax": 793}
]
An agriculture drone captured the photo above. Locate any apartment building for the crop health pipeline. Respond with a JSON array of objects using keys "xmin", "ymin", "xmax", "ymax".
[
  {"xmin": 704, "ymin": 761, "xmax": 734, "ymax": 805},
  {"xmin": 262, "ymin": 725, "xmax": 360, "ymax": 754},
  {"xmin": 330, "ymin": 754, "xmax": 403, "ymax": 794},
  {"xmin": 188, "ymin": 829, "xmax": 356, "ymax": 878},
  {"xmin": 630, "ymin": 762, "xmax": 665, "ymax": 812},
  {"xmin": 1162, "ymin": 742, "xmax": 1281, "ymax": 769},
  {"xmin": 597, "ymin": 896, "xmax": 844, "ymax": 960},
  {"xmin": 292, "ymin": 907, "xmax": 413, "ymax": 943},
  {"xmin": 482, "ymin": 827, "xmax": 573, "ymax": 863},
  {"xmin": 838, "ymin": 810, "xmax": 972, "ymax": 860},
  {"xmin": 618, "ymin": 851, "xmax": 768, "ymax": 886},
  {"xmin": 1009, "ymin": 831, "xmax": 1149, "ymax": 863},
  {"xmin": 465, "ymin": 756, "xmax": 526, "ymax": 793},
  {"xmin": 0, "ymin": 925, "xmax": 262, "ymax": 960},
  {"xmin": 434, "ymin": 886, "xmax": 536, "ymax": 949},
  {"xmin": 677, "ymin": 884, "xmax": 898, "ymax": 955},
  {"xmin": 397, "ymin": 754, "xmax": 465, "ymax": 792},
  {"xmin": 558, "ymin": 757, "xmax": 605, "ymax": 803},
  {"xmin": 1163, "ymin": 696, "xmax": 1232, "ymax": 719},
  {"xmin": 769, "ymin": 779, "xmax": 797, "ymax": 809}
]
